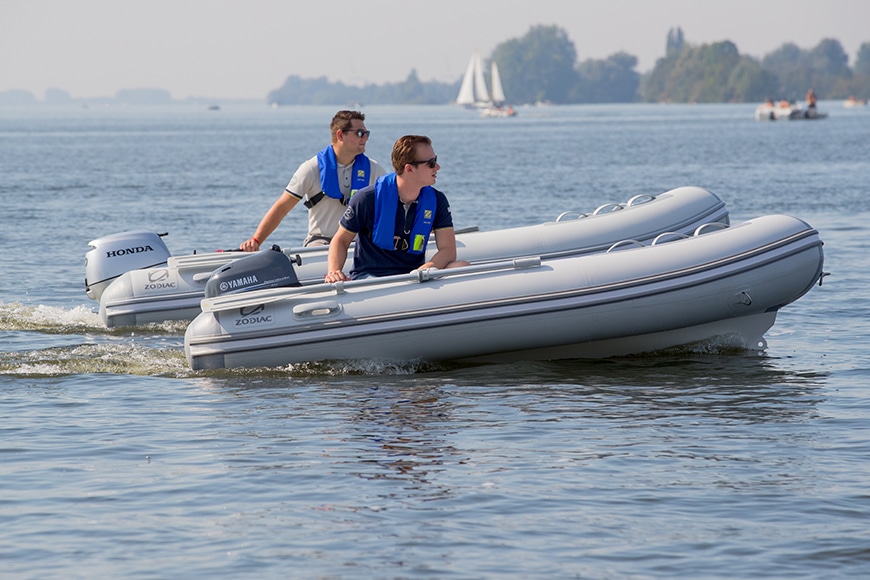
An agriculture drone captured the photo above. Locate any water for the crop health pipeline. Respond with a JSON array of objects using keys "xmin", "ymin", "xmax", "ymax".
[{"xmin": 2, "ymin": 102, "xmax": 869, "ymax": 578}]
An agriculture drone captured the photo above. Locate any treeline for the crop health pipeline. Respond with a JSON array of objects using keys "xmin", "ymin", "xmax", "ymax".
[
  {"xmin": 267, "ymin": 25, "xmax": 870, "ymax": 106},
  {"xmin": 265, "ymin": 72, "xmax": 456, "ymax": 106},
  {"xmin": 644, "ymin": 28, "xmax": 870, "ymax": 103},
  {"xmin": 5, "ymin": 25, "xmax": 868, "ymax": 106}
]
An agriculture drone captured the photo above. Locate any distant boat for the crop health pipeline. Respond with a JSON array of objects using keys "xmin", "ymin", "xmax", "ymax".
[
  {"xmin": 843, "ymin": 96, "xmax": 867, "ymax": 108},
  {"xmin": 456, "ymin": 53, "xmax": 517, "ymax": 117},
  {"xmin": 754, "ymin": 100, "xmax": 826, "ymax": 121},
  {"xmin": 207, "ymin": 105, "xmax": 220, "ymax": 111}
]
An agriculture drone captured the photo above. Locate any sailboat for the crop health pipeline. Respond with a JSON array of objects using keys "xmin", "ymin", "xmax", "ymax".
[{"xmin": 456, "ymin": 53, "xmax": 516, "ymax": 117}]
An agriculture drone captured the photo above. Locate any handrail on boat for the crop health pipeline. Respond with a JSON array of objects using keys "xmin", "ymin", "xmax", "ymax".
[
  {"xmin": 592, "ymin": 203, "xmax": 624, "ymax": 215},
  {"xmin": 626, "ymin": 194, "xmax": 656, "ymax": 206},
  {"xmin": 201, "ymin": 257, "xmax": 544, "ymax": 313},
  {"xmin": 606, "ymin": 239, "xmax": 645, "ymax": 253},
  {"xmin": 555, "ymin": 211, "xmax": 589, "ymax": 222},
  {"xmin": 556, "ymin": 193, "xmax": 655, "ymax": 221},
  {"xmin": 651, "ymin": 232, "xmax": 690, "ymax": 245},
  {"xmin": 693, "ymin": 222, "xmax": 729, "ymax": 236}
]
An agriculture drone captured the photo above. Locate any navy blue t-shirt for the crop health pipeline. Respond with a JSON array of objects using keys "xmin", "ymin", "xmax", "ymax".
[{"xmin": 339, "ymin": 184, "xmax": 454, "ymax": 278}]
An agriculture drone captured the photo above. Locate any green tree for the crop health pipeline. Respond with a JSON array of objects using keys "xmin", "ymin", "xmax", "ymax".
[
  {"xmin": 395, "ymin": 70, "xmax": 426, "ymax": 103},
  {"xmin": 572, "ymin": 52, "xmax": 640, "ymax": 102},
  {"xmin": 666, "ymin": 27, "xmax": 685, "ymax": 55},
  {"xmin": 855, "ymin": 42, "xmax": 870, "ymax": 76},
  {"xmin": 724, "ymin": 58, "xmax": 780, "ymax": 102},
  {"xmin": 644, "ymin": 38, "xmax": 781, "ymax": 103},
  {"xmin": 644, "ymin": 40, "xmax": 759, "ymax": 103},
  {"xmin": 841, "ymin": 42, "xmax": 870, "ymax": 98},
  {"xmin": 491, "ymin": 25, "xmax": 579, "ymax": 104},
  {"xmin": 762, "ymin": 39, "xmax": 851, "ymax": 98}
]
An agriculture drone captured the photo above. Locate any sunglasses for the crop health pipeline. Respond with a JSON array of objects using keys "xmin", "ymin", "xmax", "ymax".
[
  {"xmin": 409, "ymin": 156, "xmax": 438, "ymax": 169},
  {"xmin": 344, "ymin": 128, "xmax": 371, "ymax": 138}
]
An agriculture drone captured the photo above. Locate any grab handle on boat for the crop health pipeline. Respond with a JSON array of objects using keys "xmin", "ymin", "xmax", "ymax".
[
  {"xmin": 292, "ymin": 300, "xmax": 341, "ymax": 318},
  {"xmin": 593, "ymin": 203, "xmax": 624, "ymax": 215},
  {"xmin": 626, "ymin": 194, "xmax": 655, "ymax": 206},
  {"xmin": 606, "ymin": 240, "xmax": 644, "ymax": 253},
  {"xmin": 693, "ymin": 222, "xmax": 729, "ymax": 236},
  {"xmin": 651, "ymin": 232, "xmax": 690, "ymax": 245},
  {"xmin": 556, "ymin": 211, "xmax": 589, "ymax": 222}
]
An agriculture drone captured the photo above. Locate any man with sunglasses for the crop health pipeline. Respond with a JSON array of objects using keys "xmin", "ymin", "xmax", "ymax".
[
  {"xmin": 325, "ymin": 135, "xmax": 469, "ymax": 281},
  {"xmin": 240, "ymin": 110, "xmax": 387, "ymax": 250}
]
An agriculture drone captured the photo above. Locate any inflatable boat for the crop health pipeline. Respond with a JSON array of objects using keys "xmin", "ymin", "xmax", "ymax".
[
  {"xmin": 184, "ymin": 213, "xmax": 824, "ymax": 370},
  {"xmin": 755, "ymin": 103, "xmax": 828, "ymax": 121},
  {"xmin": 86, "ymin": 186, "xmax": 729, "ymax": 327}
]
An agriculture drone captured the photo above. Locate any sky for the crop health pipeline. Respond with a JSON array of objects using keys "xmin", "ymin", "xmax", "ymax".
[{"xmin": 2, "ymin": 0, "xmax": 869, "ymax": 100}]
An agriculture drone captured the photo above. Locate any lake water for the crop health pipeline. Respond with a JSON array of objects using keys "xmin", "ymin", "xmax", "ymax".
[{"xmin": 1, "ymin": 102, "xmax": 869, "ymax": 578}]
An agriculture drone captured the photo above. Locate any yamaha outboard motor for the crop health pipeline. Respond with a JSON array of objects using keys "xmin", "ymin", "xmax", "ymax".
[
  {"xmin": 85, "ymin": 230, "xmax": 172, "ymax": 301},
  {"xmin": 204, "ymin": 247, "xmax": 301, "ymax": 298}
]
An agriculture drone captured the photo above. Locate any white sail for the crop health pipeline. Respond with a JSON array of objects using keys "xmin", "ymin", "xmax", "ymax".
[
  {"xmin": 490, "ymin": 61, "xmax": 506, "ymax": 105},
  {"xmin": 456, "ymin": 55, "xmax": 477, "ymax": 106},
  {"xmin": 456, "ymin": 52, "xmax": 491, "ymax": 107},
  {"xmin": 472, "ymin": 53, "xmax": 490, "ymax": 103}
]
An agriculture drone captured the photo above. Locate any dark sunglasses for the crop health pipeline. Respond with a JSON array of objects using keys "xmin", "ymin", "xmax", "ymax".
[
  {"xmin": 409, "ymin": 156, "xmax": 438, "ymax": 169},
  {"xmin": 344, "ymin": 128, "xmax": 371, "ymax": 138}
]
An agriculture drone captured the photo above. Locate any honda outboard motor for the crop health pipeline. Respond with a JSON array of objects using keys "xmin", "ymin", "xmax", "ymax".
[
  {"xmin": 204, "ymin": 248, "xmax": 301, "ymax": 298},
  {"xmin": 85, "ymin": 231, "xmax": 172, "ymax": 301}
]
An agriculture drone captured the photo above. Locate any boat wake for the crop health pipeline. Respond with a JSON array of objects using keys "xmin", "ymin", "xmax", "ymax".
[
  {"xmin": 282, "ymin": 358, "xmax": 457, "ymax": 376},
  {"xmin": 0, "ymin": 329, "xmax": 764, "ymax": 379},
  {"xmin": 0, "ymin": 342, "xmax": 190, "ymax": 377},
  {"xmin": 0, "ymin": 301, "xmax": 188, "ymax": 335}
]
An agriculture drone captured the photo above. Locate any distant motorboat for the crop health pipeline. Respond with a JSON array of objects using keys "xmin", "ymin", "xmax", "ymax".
[
  {"xmin": 843, "ymin": 96, "xmax": 867, "ymax": 108},
  {"xmin": 755, "ymin": 101, "xmax": 827, "ymax": 121}
]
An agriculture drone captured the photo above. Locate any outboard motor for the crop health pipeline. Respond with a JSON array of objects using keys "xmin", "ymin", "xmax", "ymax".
[
  {"xmin": 85, "ymin": 230, "xmax": 172, "ymax": 301},
  {"xmin": 204, "ymin": 247, "xmax": 301, "ymax": 298}
]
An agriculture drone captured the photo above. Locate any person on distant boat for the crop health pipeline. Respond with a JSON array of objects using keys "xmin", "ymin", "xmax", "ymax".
[
  {"xmin": 240, "ymin": 110, "xmax": 388, "ymax": 250},
  {"xmin": 324, "ymin": 135, "xmax": 470, "ymax": 281},
  {"xmin": 806, "ymin": 88, "xmax": 817, "ymax": 110},
  {"xmin": 778, "ymin": 99, "xmax": 790, "ymax": 108}
]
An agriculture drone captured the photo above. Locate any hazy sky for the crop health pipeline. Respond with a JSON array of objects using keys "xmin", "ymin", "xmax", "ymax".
[{"xmin": 3, "ymin": 0, "xmax": 868, "ymax": 100}]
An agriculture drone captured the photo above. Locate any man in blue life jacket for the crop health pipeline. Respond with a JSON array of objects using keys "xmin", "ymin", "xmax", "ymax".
[
  {"xmin": 325, "ymin": 135, "xmax": 470, "ymax": 281},
  {"xmin": 240, "ymin": 110, "xmax": 388, "ymax": 250}
]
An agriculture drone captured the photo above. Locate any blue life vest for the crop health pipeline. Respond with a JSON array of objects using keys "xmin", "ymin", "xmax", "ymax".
[
  {"xmin": 372, "ymin": 174, "xmax": 437, "ymax": 255},
  {"xmin": 316, "ymin": 146, "xmax": 371, "ymax": 202}
]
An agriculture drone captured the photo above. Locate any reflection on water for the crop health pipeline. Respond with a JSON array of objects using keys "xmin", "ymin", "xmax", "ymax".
[{"xmin": 432, "ymin": 355, "xmax": 826, "ymax": 425}]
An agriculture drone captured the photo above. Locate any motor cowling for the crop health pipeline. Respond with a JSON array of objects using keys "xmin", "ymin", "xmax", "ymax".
[
  {"xmin": 204, "ymin": 248, "xmax": 301, "ymax": 298},
  {"xmin": 85, "ymin": 231, "xmax": 172, "ymax": 301}
]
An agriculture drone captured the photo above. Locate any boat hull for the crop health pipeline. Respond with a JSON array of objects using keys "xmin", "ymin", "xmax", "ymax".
[
  {"xmin": 185, "ymin": 214, "xmax": 824, "ymax": 370},
  {"xmin": 96, "ymin": 186, "xmax": 728, "ymax": 327},
  {"xmin": 755, "ymin": 104, "xmax": 827, "ymax": 121}
]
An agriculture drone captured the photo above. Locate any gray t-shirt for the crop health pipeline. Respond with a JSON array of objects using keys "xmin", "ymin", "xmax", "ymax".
[{"xmin": 286, "ymin": 154, "xmax": 387, "ymax": 246}]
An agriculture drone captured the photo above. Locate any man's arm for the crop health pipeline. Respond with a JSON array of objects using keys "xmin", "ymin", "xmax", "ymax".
[
  {"xmin": 418, "ymin": 228, "xmax": 458, "ymax": 270},
  {"xmin": 240, "ymin": 193, "xmax": 301, "ymax": 251},
  {"xmin": 325, "ymin": 227, "xmax": 355, "ymax": 282}
]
